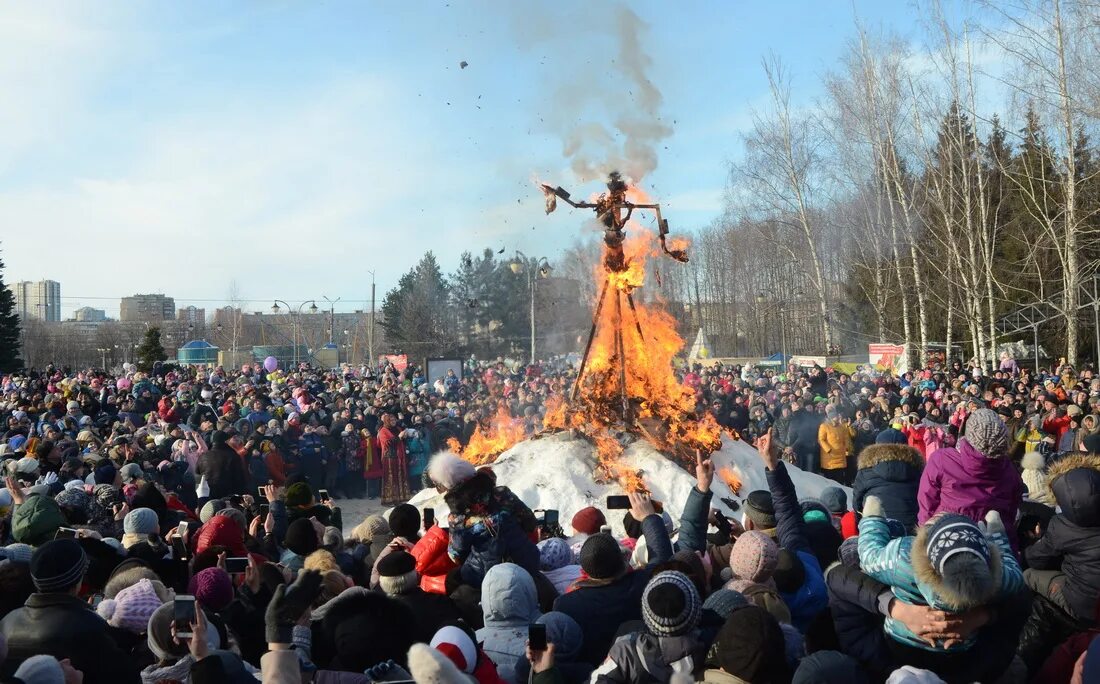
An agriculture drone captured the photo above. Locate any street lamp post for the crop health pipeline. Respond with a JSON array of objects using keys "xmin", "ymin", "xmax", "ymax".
[
  {"xmin": 96, "ymin": 347, "xmax": 108, "ymax": 370},
  {"xmin": 510, "ymin": 252, "xmax": 551, "ymax": 364},
  {"xmin": 322, "ymin": 296, "xmax": 341, "ymax": 345},
  {"xmin": 271, "ymin": 300, "xmax": 318, "ymax": 368}
]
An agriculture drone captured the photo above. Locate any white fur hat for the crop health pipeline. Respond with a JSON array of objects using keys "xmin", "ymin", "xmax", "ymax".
[{"xmin": 427, "ymin": 452, "xmax": 476, "ymax": 491}]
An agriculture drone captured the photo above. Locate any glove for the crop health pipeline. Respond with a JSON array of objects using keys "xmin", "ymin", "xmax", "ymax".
[
  {"xmin": 980, "ymin": 510, "xmax": 1005, "ymax": 538},
  {"xmin": 862, "ymin": 495, "xmax": 884, "ymax": 519},
  {"xmin": 265, "ymin": 569, "xmax": 323, "ymax": 644},
  {"xmin": 196, "ymin": 475, "xmax": 210, "ymax": 499},
  {"xmin": 37, "ymin": 472, "xmax": 59, "ymax": 486}
]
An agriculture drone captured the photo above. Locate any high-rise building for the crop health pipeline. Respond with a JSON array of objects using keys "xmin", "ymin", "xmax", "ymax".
[
  {"xmin": 177, "ymin": 306, "xmax": 206, "ymax": 325},
  {"xmin": 7, "ymin": 280, "xmax": 61, "ymax": 322},
  {"xmin": 120, "ymin": 294, "xmax": 175, "ymax": 322},
  {"xmin": 72, "ymin": 306, "xmax": 107, "ymax": 322}
]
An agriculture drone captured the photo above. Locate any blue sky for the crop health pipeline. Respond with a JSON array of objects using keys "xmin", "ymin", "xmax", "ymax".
[{"xmin": 0, "ymin": 1, "xmax": 967, "ymax": 318}]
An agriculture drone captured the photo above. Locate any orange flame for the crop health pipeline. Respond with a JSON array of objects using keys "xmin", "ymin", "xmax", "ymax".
[
  {"xmin": 452, "ymin": 407, "xmax": 527, "ymax": 465},
  {"xmin": 718, "ymin": 466, "xmax": 743, "ymax": 495}
]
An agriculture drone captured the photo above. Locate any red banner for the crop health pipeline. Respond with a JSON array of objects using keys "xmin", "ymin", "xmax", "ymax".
[{"xmin": 379, "ymin": 354, "xmax": 408, "ymax": 372}]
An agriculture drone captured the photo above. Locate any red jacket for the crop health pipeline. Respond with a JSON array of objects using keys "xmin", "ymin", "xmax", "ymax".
[
  {"xmin": 194, "ymin": 515, "xmax": 249, "ymax": 557},
  {"xmin": 411, "ymin": 525, "xmax": 458, "ymax": 594}
]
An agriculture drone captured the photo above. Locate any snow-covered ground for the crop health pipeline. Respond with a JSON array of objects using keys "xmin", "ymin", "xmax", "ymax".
[{"xmin": 339, "ymin": 433, "xmax": 850, "ymax": 536}]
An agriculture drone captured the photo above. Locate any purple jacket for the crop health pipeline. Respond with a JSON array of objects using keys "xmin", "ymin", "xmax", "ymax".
[{"xmin": 917, "ymin": 438, "xmax": 1024, "ymax": 550}]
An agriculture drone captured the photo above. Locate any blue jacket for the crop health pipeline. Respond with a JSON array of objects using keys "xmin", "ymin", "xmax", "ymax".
[
  {"xmin": 857, "ymin": 513, "xmax": 1023, "ymax": 651},
  {"xmin": 444, "ymin": 473, "xmax": 540, "ymax": 588},
  {"xmin": 766, "ymin": 461, "xmax": 829, "ymax": 632}
]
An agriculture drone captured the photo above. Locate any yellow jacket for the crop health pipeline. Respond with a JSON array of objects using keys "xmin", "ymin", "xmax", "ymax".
[{"xmin": 818, "ymin": 420, "xmax": 853, "ymax": 470}]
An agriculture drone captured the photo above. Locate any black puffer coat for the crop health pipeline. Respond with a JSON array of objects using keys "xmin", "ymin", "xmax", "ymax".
[
  {"xmin": 852, "ymin": 443, "xmax": 923, "ymax": 532},
  {"xmin": 1026, "ymin": 453, "xmax": 1100, "ymax": 621},
  {"xmin": 444, "ymin": 472, "xmax": 540, "ymax": 587}
]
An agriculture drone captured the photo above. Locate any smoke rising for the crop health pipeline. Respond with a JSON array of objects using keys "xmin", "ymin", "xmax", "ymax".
[{"xmin": 519, "ymin": 4, "xmax": 672, "ymax": 183}]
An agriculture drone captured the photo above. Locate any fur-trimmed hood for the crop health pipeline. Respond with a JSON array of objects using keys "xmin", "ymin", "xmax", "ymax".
[
  {"xmin": 857, "ymin": 443, "xmax": 924, "ymax": 470},
  {"xmin": 1047, "ymin": 453, "xmax": 1100, "ymax": 526},
  {"xmin": 911, "ymin": 520, "xmax": 1004, "ymax": 611},
  {"xmin": 443, "ymin": 471, "xmax": 495, "ymax": 515},
  {"xmin": 1021, "ymin": 451, "xmax": 1046, "ymax": 471}
]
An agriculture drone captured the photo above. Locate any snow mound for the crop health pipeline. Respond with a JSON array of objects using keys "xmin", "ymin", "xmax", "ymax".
[{"xmin": 408, "ymin": 433, "xmax": 850, "ymax": 537}]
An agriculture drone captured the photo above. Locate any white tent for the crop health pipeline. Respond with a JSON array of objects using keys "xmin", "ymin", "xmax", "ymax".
[{"xmin": 688, "ymin": 328, "xmax": 712, "ymax": 359}]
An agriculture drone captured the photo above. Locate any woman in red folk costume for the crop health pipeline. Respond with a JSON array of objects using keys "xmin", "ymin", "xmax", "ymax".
[{"xmin": 377, "ymin": 412, "xmax": 410, "ymax": 505}]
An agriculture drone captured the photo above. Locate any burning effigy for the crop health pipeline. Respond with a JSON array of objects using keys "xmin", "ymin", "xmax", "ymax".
[{"xmin": 449, "ymin": 173, "xmax": 722, "ymax": 492}]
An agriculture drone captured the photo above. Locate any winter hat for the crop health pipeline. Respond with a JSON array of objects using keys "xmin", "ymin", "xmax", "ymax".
[
  {"xmin": 30, "ymin": 539, "xmax": 88, "ymax": 592},
  {"xmin": 642, "ymin": 571, "xmax": 702, "ymax": 637},
  {"xmin": 13, "ymin": 655, "xmax": 65, "ymax": 684},
  {"xmin": 352, "ymin": 514, "xmax": 391, "ymax": 543},
  {"xmin": 93, "ymin": 461, "xmax": 117, "ymax": 485},
  {"xmin": 188, "ymin": 567, "xmax": 235, "ymax": 612},
  {"xmin": 284, "ymin": 482, "xmax": 313, "ymax": 508},
  {"xmin": 729, "ymin": 531, "xmax": 779, "ymax": 583},
  {"xmin": 0, "ymin": 543, "xmax": 34, "ymax": 565},
  {"xmin": 820, "ymin": 487, "xmax": 848, "ymax": 514},
  {"xmin": 377, "ymin": 550, "xmax": 419, "ymax": 596},
  {"xmin": 284, "ymin": 518, "xmax": 320, "ymax": 557},
  {"xmin": 54, "ymin": 487, "xmax": 89, "ymax": 515},
  {"xmin": 571, "ymin": 506, "xmax": 607, "ymax": 535},
  {"xmin": 426, "ymin": 452, "xmax": 476, "ymax": 490},
  {"xmin": 885, "ymin": 666, "xmax": 947, "ymax": 684},
  {"xmin": 714, "ymin": 606, "xmax": 788, "ymax": 682},
  {"xmin": 304, "ymin": 549, "xmax": 339, "ymax": 573},
  {"xmin": 14, "ymin": 456, "xmax": 39, "ymax": 475},
  {"xmin": 743, "ymin": 490, "xmax": 776, "ymax": 529},
  {"xmin": 429, "ymin": 625, "xmax": 478, "ymax": 674},
  {"xmin": 702, "ymin": 588, "xmax": 749, "ymax": 619},
  {"xmin": 387, "ymin": 504, "xmax": 421, "ymax": 540},
  {"xmin": 97, "ymin": 578, "xmax": 166, "ymax": 633},
  {"xmin": 579, "ymin": 533, "xmax": 626, "ymax": 580},
  {"xmin": 199, "ymin": 498, "xmax": 228, "ymax": 523},
  {"xmin": 119, "ymin": 463, "xmax": 144, "ymax": 484},
  {"xmin": 124, "ymin": 507, "xmax": 159, "ymax": 536},
  {"xmin": 147, "ymin": 602, "xmax": 221, "ymax": 661},
  {"xmin": 538, "ymin": 537, "xmax": 573, "ymax": 571},
  {"xmin": 876, "ymin": 428, "xmax": 908, "ymax": 445},
  {"xmin": 12, "ymin": 495, "xmax": 65, "ymax": 546},
  {"xmin": 924, "ymin": 514, "xmax": 990, "ymax": 576},
  {"xmin": 538, "ymin": 612, "xmax": 584, "ymax": 663},
  {"xmin": 793, "ymin": 650, "xmax": 868, "ymax": 684},
  {"xmin": 323, "ymin": 527, "xmax": 343, "ymax": 551},
  {"xmin": 963, "ymin": 408, "xmax": 1009, "ymax": 457},
  {"xmin": 105, "ymin": 561, "xmax": 158, "ymax": 598},
  {"xmin": 922, "ymin": 514, "xmax": 993, "ymax": 608},
  {"xmin": 406, "ymin": 642, "xmax": 470, "ymax": 684},
  {"xmin": 215, "ymin": 508, "xmax": 248, "ymax": 538},
  {"xmin": 774, "ymin": 548, "xmax": 806, "ymax": 593}
]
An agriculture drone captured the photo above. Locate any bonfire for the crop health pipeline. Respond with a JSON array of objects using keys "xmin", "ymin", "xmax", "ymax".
[{"xmin": 451, "ymin": 172, "xmax": 723, "ymax": 491}]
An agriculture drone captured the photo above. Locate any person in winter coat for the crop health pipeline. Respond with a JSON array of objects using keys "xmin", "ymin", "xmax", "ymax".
[
  {"xmin": 817, "ymin": 406, "xmax": 853, "ymax": 484},
  {"xmin": 917, "ymin": 408, "xmax": 1024, "ymax": 549},
  {"xmin": 699, "ymin": 605, "xmax": 791, "ymax": 684},
  {"xmin": 512, "ymin": 612, "xmax": 593, "ymax": 684},
  {"xmin": 553, "ymin": 495, "xmax": 675, "ymax": 666},
  {"xmin": 858, "ymin": 495, "xmax": 1024, "ymax": 658},
  {"xmin": 195, "ymin": 430, "xmax": 248, "ymax": 500},
  {"xmin": 297, "ymin": 426, "xmax": 329, "ymax": 489},
  {"xmin": 1018, "ymin": 453, "xmax": 1100, "ymax": 667},
  {"xmin": 789, "ymin": 403, "xmax": 823, "ymax": 474},
  {"xmin": 429, "ymin": 452, "xmax": 539, "ymax": 588},
  {"xmin": 376, "ymin": 549, "xmax": 463, "ymax": 642},
  {"xmin": 591, "ymin": 570, "xmax": 706, "ymax": 683},
  {"xmin": 0, "ymin": 539, "xmax": 141, "ymax": 683},
  {"xmin": 538, "ymin": 537, "xmax": 581, "ymax": 594},
  {"xmin": 852, "ymin": 443, "xmax": 924, "ymax": 532},
  {"xmin": 477, "ymin": 563, "xmax": 542, "ymax": 683},
  {"xmin": 1020, "ymin": 451, "xmax": 1053, "ymax": 505}
]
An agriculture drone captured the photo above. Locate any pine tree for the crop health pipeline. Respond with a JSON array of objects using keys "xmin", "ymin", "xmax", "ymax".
[
  {"xmin": 0, "ymin": 250, "xmax": 22, "ymax": 373},
  {"xmin": 381, "ymin": 252, "xmax": 454, "ymax": 359},
  {"xmin": 135, "ymin": 326, "xmax": 167, "ymax": 372}
]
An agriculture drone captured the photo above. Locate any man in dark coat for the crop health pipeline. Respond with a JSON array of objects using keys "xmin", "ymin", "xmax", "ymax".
[
  {"xmin": 0, "ymin": 539, "xmax": 141, "ymax": 683},
  {"xmin": 376, "ymin": 550, "xmax": 463, "ymax": 641},
  {"xmin": 553, "ymin": 496, "xmax": 674, "ymax": 666},
  {"xmin": 789, "ymin": 401, "xmax": 823, "ymax": 473},
  {"xmin": 196, "ymin": 430, "xmax": 248, "ymax": 499}
]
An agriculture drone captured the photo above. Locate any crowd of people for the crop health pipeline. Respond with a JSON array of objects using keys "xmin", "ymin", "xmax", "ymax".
[{"xmin": 0, "ymin": 351, "xmax": 1098, "ymax": 682}]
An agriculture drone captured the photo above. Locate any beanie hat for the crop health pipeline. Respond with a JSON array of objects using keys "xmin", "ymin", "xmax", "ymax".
[
  {"xmin": 97, "ymin": 578, "xmax": 166, "ymax": 633},
  {"xmin": 924, "ymin": 514, "xmax": 990, "ymax": 577},
  {"xmin": 124, "ymin": 507, "xmax": 159, "ymax": 536},
  {"xmin": 188, "ymin": 567, "xmax": 235, "ymax": 612},
  {"xmin": 876, "ymin": 428, "xmax": 908, "ymax": 445},
  {"xmin": 0, "ymin": 543, "xmax": 34, "ymax": 565},
  {"xmin": 93, "ymin": 461, "xmax": 117, "ymax": 485},
  {"xmin": 838, "ymin": 537, "xmax": 861, "ymax": 568},
  {"xmin": 387, "ymin": 504, "xmax": 421, "ymax": 540},
  {"xmin": 284, "ymin": 482, "xmax": 313, "ymax": 508},
  {"xmin": 14, "ymin": 655, "xmax": 64, "ymax": 684},
  {"xmin": 743, "ymin": 490, "xmax": 776, "ymax": 529},
  {"xmin": 30, "ymin": 539, "xmax": 88, "ymax": 592},
  {"xmin": 426, "ymin": 452, "xmax": 476, "ymax": 490},
  {"xmin": 642, "ymin": 571, "xmax": 702, "ymax": 637},
  {"xmin": 774, "ymin": 548, "xmax": 806, "ymax": 593},
  {"xmin": 407, "ymin": 642, "xmax": 469, "ymax": 684},
  {"xmin": 105, "ymin": 560, "xmax": 158, "ymax": 598},
  {"xmin": 215, "ymin": 508, "xmax": 248, "ymax": 538},
  {"xmin": 538, "ymin": 537, "xmax": 573, "ymax": 571},
  {"xmin": 715, "ymin": 606, "xmax": 788, "ymax": 682},
  {"xmin": 199, "ymin": 499, "xmax": 228, "ymax": 523},
  {"xmin": 702, "ymin": 588, "xmax": 748, "ymax": 620},
  {"xmin": 147, "ymin": 601, "xmax": 221, "ymax": 661},
  {"xmin": 54, "ymin": 487, "xmax": 89, "ymax": 515},
  {"xmin": 429, "ymin": 625, "xmax": 478, "ymax": 674},
  {"xmin": 377, "ymin": 550, "xmax": 419, "ymax": 596},
  {"xmin": 352, "ymin": 514, "xmax": 391, "ymax": 543},
  {"xmin": 820, "ymin": 487, "xmax": 847, "ymax": 514},
  {"xmin": 963, "ymin": 408, "xmax": 1009, "ymax": 457},
  {"xmin": 729, "ymin": 531, "xmax": 778, "ymax": 583},
  {"xmin": 12, "ymin": 495, "xmax": 65, "ymax": 546},
  {"xmin": 284, "ymin": 518, "xmax": 320, "ymax": 557},
  {"xmin": 579, "ymin": 533, "xmax": 626, "ymax": 580},
  {"xmin": 14, "ymin": 456, "xmax": 39, "ymax": 475},
  {"xmin": 571, "ymin": 506, "xmax": 607, "ymax": 535}
]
